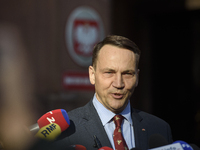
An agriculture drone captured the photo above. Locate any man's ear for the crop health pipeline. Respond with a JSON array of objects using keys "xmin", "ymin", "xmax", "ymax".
[{"xmin": 89, "ymin": 66, "xmax": 95, "ymax": 85}]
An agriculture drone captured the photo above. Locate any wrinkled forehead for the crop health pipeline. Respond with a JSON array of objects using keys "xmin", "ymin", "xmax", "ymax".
[{"xmin": 96, "ymin": 45, "xmax": 137, "ymax": 70}]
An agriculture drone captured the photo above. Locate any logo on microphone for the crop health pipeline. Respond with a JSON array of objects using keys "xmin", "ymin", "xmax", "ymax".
[
  {"xmin": 40, "ymin": 123, "xmax": 57, "ymax": 137},
  {"xmin": 46, "ymin": 117, "xmax": 55, "ymax": 123},
  {"xmin": 35, "ymin": 123, "xmax": 61, "ymax": 141}
]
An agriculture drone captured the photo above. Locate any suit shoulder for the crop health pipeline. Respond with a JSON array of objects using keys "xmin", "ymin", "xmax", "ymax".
[
  {"xmin": 68, "ymin": 106, "xmax": 85, "ymax": 119},
  {"xmin": 134, "ymin": 109, "xmax": 169, "ymax": 126},
  {"xmin": 67, "ymin": 101, "xmax": 92, "ymax": 125},
  {"xmin": 133, "ymin": 109, "xmax": 173, "ymax": 143}
]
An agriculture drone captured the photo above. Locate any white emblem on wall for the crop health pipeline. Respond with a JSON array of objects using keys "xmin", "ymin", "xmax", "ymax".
[{"xmin": 66, "ymin": 6, "xmax": 104, "ymax": 67}]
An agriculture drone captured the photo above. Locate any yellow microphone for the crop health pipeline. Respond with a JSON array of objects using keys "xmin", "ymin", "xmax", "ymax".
[{"xmin": 35, "ymin": 123, "xmax": 61, "ymax": 141}]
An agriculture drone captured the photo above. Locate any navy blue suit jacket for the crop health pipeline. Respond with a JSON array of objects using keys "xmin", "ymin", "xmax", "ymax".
[{"xmin": 56, "ymin": 100, "xmax": 173, "ymax": 150}]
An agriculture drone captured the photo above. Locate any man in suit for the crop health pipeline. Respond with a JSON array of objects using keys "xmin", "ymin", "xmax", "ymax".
[{"xmin": 56, "ymin": 35, "xmax": 173, "ymax": 150}]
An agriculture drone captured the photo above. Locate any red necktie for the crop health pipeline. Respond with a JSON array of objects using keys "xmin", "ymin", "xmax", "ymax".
[{"xmin": 113, "ymin": 115, "xmax": 129, "ymax": 150}]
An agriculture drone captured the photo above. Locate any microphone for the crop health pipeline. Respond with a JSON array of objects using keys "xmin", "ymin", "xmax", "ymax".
[
  {"xmin": 37, "ymin": 109, "xmax": 70, "ymax": 132},
  {"xmin": 149, "ymin": 140, "xmax": 194, "ymax": 150},
  {"xmin": 98, "ymin": 146, "xmax": 113, "ymax": 150},
  {"xmin": 67, "ymin": 145, "xmax": 87, "ymax": 150},
  {"xmin": 29, "ymin": 123, "xmax": 40, "ymax": 134},
  {"xmin": 93, "ymin": 135, "xmax": 102, "ymax": 149},
  {"xmin": 93, "ymin": 135, "xmax": 113, "ymax": 150},
  {"xmin": 35, "ymin": 123, "xmax": 61, "ymax": 141},
  {"xmin": 29, "ymin": 109, "xmax": 70, "ymax": 133},
  {"xmin": 148, "ymin": 134, "xmax": 168, "ymax": 149},
  {"xmin": 173, "ymin": 141, "xmax": 193, "ymax": 150},
  {"xmin": 149, "ymin": 142, "xmax": 184, "ymax": 150}
]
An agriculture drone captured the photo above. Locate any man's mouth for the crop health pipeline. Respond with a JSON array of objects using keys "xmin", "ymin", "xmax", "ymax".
[{"xmin": 111, "ymin": 93, "xmax": 124, "ymax": 99}]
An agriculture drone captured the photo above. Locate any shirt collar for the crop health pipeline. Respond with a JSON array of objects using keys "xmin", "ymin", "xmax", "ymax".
[{"xmin": 92, "ymin": 94, "xmax": 133, "ymax": 126}]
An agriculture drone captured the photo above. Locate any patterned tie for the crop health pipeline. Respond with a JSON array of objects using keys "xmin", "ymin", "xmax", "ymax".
[{"xmin": 113, "ymin": 115, "xmax": 129, "ymax": 150}]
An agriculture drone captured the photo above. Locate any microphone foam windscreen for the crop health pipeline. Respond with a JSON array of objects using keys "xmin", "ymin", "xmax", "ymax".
[
  {"xmin": 37, "ymin": 109, "xmax": 70, "ymax": 132},
  {"xmin": 173, "ymin": 141, "xmax": 193, "ymax": 150}
]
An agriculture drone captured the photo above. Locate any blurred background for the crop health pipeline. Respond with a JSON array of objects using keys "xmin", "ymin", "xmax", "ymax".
[{"xmin": 0, "ymin": 0, "xmax": 200, "ymax": 148}]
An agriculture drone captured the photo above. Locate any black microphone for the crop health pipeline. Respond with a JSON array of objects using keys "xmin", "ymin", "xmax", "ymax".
[
  {"xmin": 148, "ymin": 134, "xmax": 168, "ymax": 149},
  {"xmin": 93, "ymin": 135, "xmax": 102, "ymax": 149},
  {"xmin": 93, "ymin": 135, "xmax": 114, "ymax": 150}
]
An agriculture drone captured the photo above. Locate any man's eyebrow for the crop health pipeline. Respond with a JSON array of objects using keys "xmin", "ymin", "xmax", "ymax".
[
  {"xmin": 101, "ymin": 68, "xmax": 135, "ymax": 73},
  {"xmin": 102, "ymin": 68, "xmax": 115, "ymax": 72},
  {"xmin": 122, "ymin": 70, "xmax": 136, "ymax": 73}
]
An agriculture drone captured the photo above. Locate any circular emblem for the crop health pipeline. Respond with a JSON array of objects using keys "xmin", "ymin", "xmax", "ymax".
[{"xmin": 65, "ymin": 6, "xmax": 104, "ymax": 67}]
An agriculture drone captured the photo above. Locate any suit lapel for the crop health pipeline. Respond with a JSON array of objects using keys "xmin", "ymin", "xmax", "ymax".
[
  {"xmin": 82, "ymin": 100, "xmax": 112, "ymax": 148},
  {"xmin": 80, "ymin": 101, "xmax": 149, "ymax": 149},
  {"xmin": 131, "ymin": 108, "xmax": 148, "ymax": 150}
]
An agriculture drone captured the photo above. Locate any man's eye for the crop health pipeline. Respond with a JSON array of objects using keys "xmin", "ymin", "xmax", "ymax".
[
  {"xmin": 103, "ymin": 72, "xmax": 114, "ymax": 77},
  {"xmin": 127, "ymin": 73, "xmax": 133, "ymax": 75},
  {"xmin": 124, "ymin": 72, "xmax": 134, "ymax": 76}
]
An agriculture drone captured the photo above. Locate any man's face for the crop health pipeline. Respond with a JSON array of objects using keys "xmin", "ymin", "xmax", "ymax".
[{"xmin": 89, "ymin": 44, "xmax": 139, "ymax": 114}]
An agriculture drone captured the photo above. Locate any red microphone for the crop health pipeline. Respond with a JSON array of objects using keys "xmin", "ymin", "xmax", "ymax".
[
  {"xmin": 37, "ymin": 109, "xmax": 70, "ymax": 132},
  {"xmin": 29, "ymin": 109, "xmax": 70, "ymax": 134}
]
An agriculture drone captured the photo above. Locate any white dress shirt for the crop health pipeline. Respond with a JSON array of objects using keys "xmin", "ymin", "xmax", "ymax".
[{"xmin": 93, "ymin": 94, "xmax": 135, "ymax": 150}]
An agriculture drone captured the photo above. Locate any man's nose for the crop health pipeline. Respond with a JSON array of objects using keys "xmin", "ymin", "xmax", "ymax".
[{"xmin": 112, "ymin": 74, "xmax": 125, "ymax": 89}]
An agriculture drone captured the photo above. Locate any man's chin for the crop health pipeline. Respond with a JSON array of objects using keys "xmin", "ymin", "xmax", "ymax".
[{"xmin": 110, "ymin": 104, "xmax": 127, "ymax": 113}]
